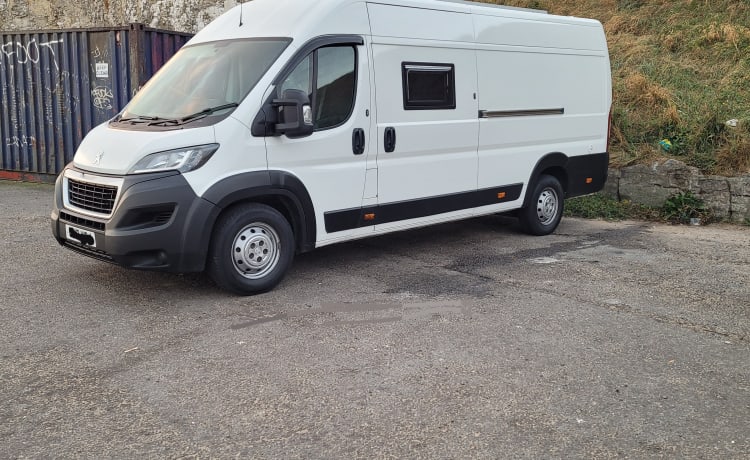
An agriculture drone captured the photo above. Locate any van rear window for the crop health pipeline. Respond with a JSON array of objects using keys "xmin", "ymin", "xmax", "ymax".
[{"xmin": 402, "ymin": 62, "xmax": 456, "ymax": 110}]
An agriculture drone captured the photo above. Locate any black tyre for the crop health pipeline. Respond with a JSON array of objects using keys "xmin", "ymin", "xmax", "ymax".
[
  {"xmin": 519, "ymin": 174, "xmax": 564, "ymax": 236},
  {"xmin": 207, "ymin": 203, "xmax": 295, "ymax": 295}
]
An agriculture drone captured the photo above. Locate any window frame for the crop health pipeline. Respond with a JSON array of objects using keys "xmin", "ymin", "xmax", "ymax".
[{"xmin": 401, "ymin": 61, "xmax": 456, "ymax": 111}]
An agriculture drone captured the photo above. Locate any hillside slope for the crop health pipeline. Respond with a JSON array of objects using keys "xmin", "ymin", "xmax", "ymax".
[{"xmin": 486, "ymin": 0, "xmax": 750, "ymax": 176}]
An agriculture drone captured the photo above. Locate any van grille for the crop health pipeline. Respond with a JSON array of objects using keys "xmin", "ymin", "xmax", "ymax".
[{"xmin": 68, "ymin": 179, "xmax": 118, "ymax": 215}]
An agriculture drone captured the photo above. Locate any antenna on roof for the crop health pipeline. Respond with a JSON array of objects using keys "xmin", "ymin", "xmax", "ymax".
[{"xmin": 239, "ymin": 1, "xmax": 244, "ymax": 27}]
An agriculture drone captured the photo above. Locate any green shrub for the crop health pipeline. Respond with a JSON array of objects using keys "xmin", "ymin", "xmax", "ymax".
[{"xmin": 662, "ymin": 191, "xmax": 711, "ymax": 224}]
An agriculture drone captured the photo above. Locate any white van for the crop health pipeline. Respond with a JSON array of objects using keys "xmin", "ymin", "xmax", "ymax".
[{"xmin": 51, "ymin": 0, "xmax": 612, "ymax": 294}]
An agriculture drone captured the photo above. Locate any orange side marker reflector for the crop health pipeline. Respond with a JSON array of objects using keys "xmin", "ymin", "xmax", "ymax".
[
  {"xmin": 585, "ymin": 177, "xmax": 593, "ymax": 184},
  {"xmin": 364, "ymin": 213, "xmax": 376, "ymax": 221},
  {"xmin": 497, "ymin": 192, "xmax": 506, "ymax": 200}
]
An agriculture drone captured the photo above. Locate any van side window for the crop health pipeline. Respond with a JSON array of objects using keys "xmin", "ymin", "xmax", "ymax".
[
  {"xmin": 401, "ymin": 62, "xmax": 456, "ymax": 110},
  {"xmin": 279, "ymin": 46, "xmax": 357, "ymax": 131},
  {"xmin": 315, "ymin": 47, "xmax": 356, "ymax": 129}
]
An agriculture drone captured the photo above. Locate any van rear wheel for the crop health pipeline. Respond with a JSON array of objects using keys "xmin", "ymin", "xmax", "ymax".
[
  {"xmin": 519, "ymin": 174, "xmax": 564, "ymax": 236},
  {"xmin": 207, "ymin": 203, "xmax": 294, "ymax": 295}
]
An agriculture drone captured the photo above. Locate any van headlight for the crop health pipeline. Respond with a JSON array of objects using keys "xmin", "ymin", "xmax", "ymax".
[{"xmin": 129, "ymin": 144, "xmax": 219, "ymax": 174}]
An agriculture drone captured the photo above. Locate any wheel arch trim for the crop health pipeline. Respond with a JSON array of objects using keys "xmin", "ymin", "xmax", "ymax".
[
  {"xmin": 201, "ymin": 170, "xmax": 317, "ymax": 253},
  {"xmin": 522, "ymin": 152, "xmax": 569, "ymax": 209}
]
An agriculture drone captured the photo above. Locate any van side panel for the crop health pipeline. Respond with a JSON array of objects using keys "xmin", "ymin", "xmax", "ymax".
[
  {"xmin": 477, "ymin": 50, "xmax": 607, "ymax": 116},
  {"xmin": 473, "ymin": 13, "xmax": 606, "ymax": 50},
  {"xmin": 476, "ymin": 49, "xmax": 609, "ymax": 191},
  {"xmin": 473, "ymin": 15, "xmax": 610, "ymax": 200}
]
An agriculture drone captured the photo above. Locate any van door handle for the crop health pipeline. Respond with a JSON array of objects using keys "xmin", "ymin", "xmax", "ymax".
[
  {"xmin": 384, "ymin": 127, "xmax": 396, "ymax": 153},
  {"xmin": 352, "ymin": 128, "xmax": 365, "ymax": 155}
]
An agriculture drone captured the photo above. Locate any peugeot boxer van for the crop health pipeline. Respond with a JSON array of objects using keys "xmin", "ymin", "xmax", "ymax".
[{"xmin": 51, "ymin": 0, "xmax": 612, "ymax": 294}]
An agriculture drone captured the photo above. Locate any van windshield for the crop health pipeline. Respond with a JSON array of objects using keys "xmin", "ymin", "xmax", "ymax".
[{"xmin": 117, "ymin": 38, "xmax": 290, "ymax": 126}]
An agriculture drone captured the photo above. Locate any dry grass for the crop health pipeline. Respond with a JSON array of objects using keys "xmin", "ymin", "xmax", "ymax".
[
  {"xmin": 716, "ymin": 128, "xmax": 750, "ymax": 175},
  {"xmin": 621, "ymin": 73, "xmax": 674, "ymax": 110}
]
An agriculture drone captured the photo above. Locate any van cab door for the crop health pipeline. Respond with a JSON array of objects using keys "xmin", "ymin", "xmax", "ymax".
[{"xmin": 264, "ymin": 39, "xmax": 373, "ymax": 244}]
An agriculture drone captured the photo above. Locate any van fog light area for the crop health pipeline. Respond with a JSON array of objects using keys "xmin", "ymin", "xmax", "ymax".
[
  {"xmin": 124, "ymin": 250, "xmax": 170, "ymax": 269},
  {"xmin": 117, "ymin": 204, "xmax": 176, "ymax": 230}
]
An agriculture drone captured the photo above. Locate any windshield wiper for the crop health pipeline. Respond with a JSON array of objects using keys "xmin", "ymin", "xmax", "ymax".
[
  {"xmin": 147, "ymin": 103, "xmax": 239, "ymax": 126},
  {"xmin": 117, "ymin": 115, "xmax": 164, "ymax": 124},
  {"xmin": 181, "ymin": 103, "xmax": 239, "ymax": 123}
]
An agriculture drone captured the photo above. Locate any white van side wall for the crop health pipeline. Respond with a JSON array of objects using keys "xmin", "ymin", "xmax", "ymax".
[{"xmin": 473, "ymin": 15, "xmax": 610, "ymax": 196}]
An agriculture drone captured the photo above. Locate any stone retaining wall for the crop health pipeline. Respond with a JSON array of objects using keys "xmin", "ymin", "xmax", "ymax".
[{"xmin": 602, "ymin": 159, "xmax": 750, "ymax": 222}]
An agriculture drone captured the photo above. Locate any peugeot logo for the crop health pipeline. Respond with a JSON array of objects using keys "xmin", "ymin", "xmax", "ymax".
[{"xmin": 93, "ymin": 152, "xmax": 104, "ymax": 166}]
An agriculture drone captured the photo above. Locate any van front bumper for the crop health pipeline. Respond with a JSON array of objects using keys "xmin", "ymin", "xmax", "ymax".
[{"xmin": 51, "ymin": 167, "xmax": 219, "ymax": 272}]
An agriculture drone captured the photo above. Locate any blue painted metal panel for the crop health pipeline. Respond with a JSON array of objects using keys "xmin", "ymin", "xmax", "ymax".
[{"xmin": 0, "ymin": 25, "xmax": 192, "ymax": 179}]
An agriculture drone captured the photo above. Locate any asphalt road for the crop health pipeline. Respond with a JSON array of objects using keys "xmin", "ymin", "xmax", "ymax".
[{"xmin": 1, "ymin": 180, "xmax": 749, "ymax": 458}]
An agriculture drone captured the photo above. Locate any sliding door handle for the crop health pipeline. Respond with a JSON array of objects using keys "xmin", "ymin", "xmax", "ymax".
[
  {"xmin": 352, "ymin": 128, "xmax": 365, "ymax": 155},
  {"xmin": 384, "ymin": 127, "xmax": 396, "ymax": 153}
]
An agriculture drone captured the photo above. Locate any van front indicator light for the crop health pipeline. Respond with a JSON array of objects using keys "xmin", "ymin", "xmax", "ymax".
[
  {"xmin": 129, "ymin": 144, "xmax": 220, "ymax": 174},
  {"xmin": 303, "ymin": 105, "xmax": 313, "ymax": 125}
]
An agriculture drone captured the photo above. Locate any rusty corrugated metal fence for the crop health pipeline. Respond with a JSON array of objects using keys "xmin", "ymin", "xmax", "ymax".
[{"xmin": 0, "ymin": 24, "xmax": 191, "ymax": 181}]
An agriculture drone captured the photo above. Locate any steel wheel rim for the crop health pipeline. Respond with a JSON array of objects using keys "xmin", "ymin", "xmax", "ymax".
[
  {"xmin": 536, "ymin": 187, "xmax": 559, "ymax": 226},
  {"xmin": 231, "ymin": 222, "xmax": 281, "ymax": 279}
]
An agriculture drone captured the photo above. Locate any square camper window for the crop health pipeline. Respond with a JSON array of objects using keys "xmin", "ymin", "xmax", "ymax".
[{"xmin": 402, "ymin": 62, "xmax": 456, "ymax": 110}]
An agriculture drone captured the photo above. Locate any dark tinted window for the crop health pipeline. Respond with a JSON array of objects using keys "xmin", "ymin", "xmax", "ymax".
[
  {"xmin": 402, "ymin": 62, "xmax": 456, "ymax": 110},
  {"xmin": 315, "ymin": 47, "xmax": 356, "ymax": 129}
]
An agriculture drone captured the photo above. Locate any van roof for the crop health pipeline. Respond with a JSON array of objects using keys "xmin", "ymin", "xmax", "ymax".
[{"xmin": 190, "ymin": 0, "xmax": 598, "ymax": 47}]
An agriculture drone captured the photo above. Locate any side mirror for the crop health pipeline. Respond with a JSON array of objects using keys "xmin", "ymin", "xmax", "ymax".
[{"xmin": 272, "ymin": 89, "xmax": 314, "ymax": 138}]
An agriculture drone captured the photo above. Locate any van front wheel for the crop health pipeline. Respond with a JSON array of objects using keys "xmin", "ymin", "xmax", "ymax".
[
  {"xmin": 519, "ymin": 175, "xmax": 564, "ymax": 236},
  {"xmin": 207, "ymin": 203, "xmax": 294, "ymax": 295}
]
